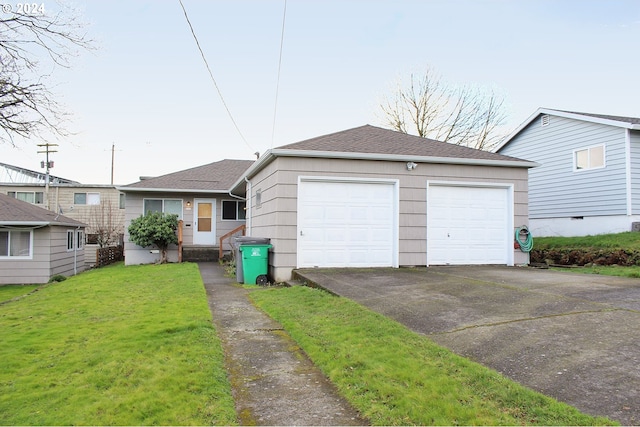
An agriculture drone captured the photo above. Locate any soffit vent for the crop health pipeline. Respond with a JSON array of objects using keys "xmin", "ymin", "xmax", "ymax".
[{"xmin": 541, "ymin": 114, "xmax": 550, "ymax": 127}]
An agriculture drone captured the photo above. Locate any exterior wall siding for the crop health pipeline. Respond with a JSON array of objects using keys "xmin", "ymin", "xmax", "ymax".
[
  {"xmin": 630, "ymin": 130, "xmax": 640, "ymax": 214},
  {"xmin": 499, "ymin": 115, "xmax": 628, "ymax": 219},
  {"xmin": 0, "ymin": 184, "xmax": 124, "ymax": 237},
  {"xmin": 248, "ymin": 157, "xmax": 529, "ymax": 281}
]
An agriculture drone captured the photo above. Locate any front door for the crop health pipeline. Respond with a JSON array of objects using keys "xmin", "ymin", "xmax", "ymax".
[{"xmin": 193, "ymin": 199, "xmax": 216, "ymax": 245}]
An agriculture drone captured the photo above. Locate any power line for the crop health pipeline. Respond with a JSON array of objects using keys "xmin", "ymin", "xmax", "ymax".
[
  {"xmin": 271, "ymin": 0, "xmax": 287, "ymax": 147},
  {"xmin": 178, "ymin": 0, "xmax": 255, "ymax": 153}
]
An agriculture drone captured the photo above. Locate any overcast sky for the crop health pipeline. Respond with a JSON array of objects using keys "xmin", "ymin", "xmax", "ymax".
[{"xmin": 3, "ymin": 0, "xmax": 640, "ymax": 185}]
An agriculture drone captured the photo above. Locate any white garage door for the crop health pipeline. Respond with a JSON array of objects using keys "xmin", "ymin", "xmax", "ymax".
[
  {"xmin": 297, "ymin": 179, "xmax": 397, "ymax": 268},
  {"xmin": 427, "ymin": 184, "xmax": 512, "ymax": 265}
]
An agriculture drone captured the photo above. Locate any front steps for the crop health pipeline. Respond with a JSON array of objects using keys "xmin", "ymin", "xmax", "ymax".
[{"xmin": 182, "ymin": 245, "xmax": 220, "ymax": 262}]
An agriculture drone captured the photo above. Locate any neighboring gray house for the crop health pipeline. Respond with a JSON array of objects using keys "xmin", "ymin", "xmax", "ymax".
[
  {"xmin": 231, "ymin": 125, "xmax": 536, "ymax": 282},
  {"xmin": 0, "ymin": 193, "xmax": 86, "ymax": 284},
  {"xmin": 496, "ymin": 108, "xmax": 640, "ymax": 237},
  {"xmin": 118, "ymin": 159, "xmax": 253, "ymax": 265}
]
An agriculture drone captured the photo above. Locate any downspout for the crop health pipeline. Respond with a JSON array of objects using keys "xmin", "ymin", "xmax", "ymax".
[
  {"xmin": 227, "ymin": 177, "xmax": 251, "ymax": 235},
  {"xmin": 625, "ymin": 128, "xmax": 632, "ymax": 216}
]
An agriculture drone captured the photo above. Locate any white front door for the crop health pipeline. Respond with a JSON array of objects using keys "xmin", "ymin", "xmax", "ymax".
[
  {"xmin": 427, "ymin": 184, "xmax": 512, "ymax": 265},
  {"xmin": 193, "ymin": 199, "xmax": 216, "ymax": 245}
]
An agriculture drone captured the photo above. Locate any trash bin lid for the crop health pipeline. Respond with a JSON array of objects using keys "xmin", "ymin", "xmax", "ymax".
[{"xmin": 235, "ymin": 236, "xmax": 270, "ymax": 245}]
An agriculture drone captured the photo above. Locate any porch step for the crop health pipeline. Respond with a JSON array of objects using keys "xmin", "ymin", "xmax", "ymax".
[{"xmin": 182, "ymin": 245, "xmax": 220, "ymax": 262}]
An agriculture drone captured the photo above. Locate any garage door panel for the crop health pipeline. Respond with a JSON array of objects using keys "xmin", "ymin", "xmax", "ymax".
[
  {"xmin": 428, "ymin": 185, "xmax": 510, "ymax": 265},
  {"xmin": 298, "ymin": 180, "xmax": 396, "ymax": 268}
]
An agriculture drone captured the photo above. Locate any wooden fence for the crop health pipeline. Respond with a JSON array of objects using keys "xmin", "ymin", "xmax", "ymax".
[{"xmin": 96, "ymin": 245, "xmax": 124, "ymax": 267}]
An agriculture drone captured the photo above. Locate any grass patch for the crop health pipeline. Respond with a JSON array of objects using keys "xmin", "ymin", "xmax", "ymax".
[
  {"xmin": 251, "ymin": 286, "xmax": 615, "ymax": 426},
  {"xmin": 0, "ymin": 284, "xmax": 40, "ymax": 303},
  {"xmin": 0, "ymin": 262, "xmax": 237, "ymax": 426},
  {"xmin": 535, "ymin": 232, "xmax": 640, "ymax": 250},
  {"xmin": 552, "ymin": 264, "xmax": 640, "ymax": 278}
]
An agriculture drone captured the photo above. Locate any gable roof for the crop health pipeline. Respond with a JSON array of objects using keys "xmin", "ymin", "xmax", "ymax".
[
  {"xmin": 118, "ymin": 159, "xmax": 254, "ymax": 193},
  {"xmin": 495, "ymin": 108, "xmax": 640, "ymax": 152},
  {"xmin": 0, "ymin": 193, "xmax": 86, "ymax": 227},
  {"xmin": 231, "ymin": 124, "xmax": 537, "ymax": 193},
  {"xmin": 279, "ymin": 124, "xmax": 530, "ymax": 162}
]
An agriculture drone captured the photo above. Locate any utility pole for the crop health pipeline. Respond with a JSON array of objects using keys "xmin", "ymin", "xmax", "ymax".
[
  {"xmin": 111, "ymin": 143, "xmax": 115, "ymax": 185},
  {"xmin": 37, "ymin": 143, "xmax": 58, "ymax": 210}
]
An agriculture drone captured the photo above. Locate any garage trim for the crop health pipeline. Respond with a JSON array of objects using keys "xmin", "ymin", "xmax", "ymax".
[
  {"xmin": 297, "ymin": 176, "xmax": 399, "ymax": 268},
  {"xmin": 426, "ymin": 180, "xmax": 514, "ymax": 266}
]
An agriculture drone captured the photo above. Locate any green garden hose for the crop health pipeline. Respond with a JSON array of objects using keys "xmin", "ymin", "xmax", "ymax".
[{"xmin": 515, "ymin": 225, "xmax": 534, "ymax": 252}]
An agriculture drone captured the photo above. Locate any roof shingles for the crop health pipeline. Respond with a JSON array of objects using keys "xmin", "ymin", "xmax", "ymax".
[
  {"xmin": 278, "ymin": 125, "xmax": 527, "ymax": 163},
  {"xmin": 121, "ymin": 159, "xmax": 254, "ymax": 191}
]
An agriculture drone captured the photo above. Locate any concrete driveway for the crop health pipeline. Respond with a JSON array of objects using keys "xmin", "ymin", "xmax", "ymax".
[{"xmin": 294, "ymin": 266, "xmax": 640, "ymax": 425}]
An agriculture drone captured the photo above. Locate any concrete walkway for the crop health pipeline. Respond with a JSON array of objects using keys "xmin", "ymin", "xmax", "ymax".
[{"xmin": 197, "ymin": 262, "xmax": 367, "ymax": 426}]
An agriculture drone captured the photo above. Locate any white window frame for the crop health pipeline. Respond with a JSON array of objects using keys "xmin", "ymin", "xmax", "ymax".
[
  {"xmin": 573, "ymin": 144, "xmax": 606, "ymax": 172},
  {"xmin": 221, "ymin": 200, "xmax": 246, "ymax": 221},
  {"xmin": 67, "ymin": 230, "xmax": 75, "ymax": 251},
  {"xmin": 8, "ymin": 191, "xmax": 44, "ymax": 204},
  {"xmin": 143, "ymin": 198, "xmax": 183, "ymax": 220},
  {"xmin": 0, "ymin": 229, "xmax": 33, "ymax": 259},
  {"xmin": 74, "ymin": 192, "xmax": 101, "ymax": 205},
  {"xmin": 77, "ymin": 230, "xmax": 84, "ymax": 250}
]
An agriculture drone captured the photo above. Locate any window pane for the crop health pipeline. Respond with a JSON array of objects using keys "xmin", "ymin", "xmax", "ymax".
[
  {"xmin": 119, "ymin": 193, "xmax": 125, "ymax": 209},
  {"xmin": 17, "ymin": 192, "xmax": 34, "ymax": 203},
  {"xmin": 590, "ymin": 146, "xmax": 604, "ymax": 168},
  {"xmin": 10, "ymin": 231, "xmax": 30, "ymax": 256},
  {"xmin": 575, "ymin": 150, "xmax": 589, "ymax": 170},
  {"xmin": 238, "ymin": 201, "xmax": 246, "ymax": 220},
  {"xmin": 87, "ymin": 193, "xmax": 101, "ymax": 205},
  {"xmin": 164, "ymin": 200, "xmax": 183, "ymax": 219},
  {"xmin": 35, "ymin": 192, "xmax": 44, "ymax": 204},
  {"xmin": 74, "ymin": 193, "xmax": 87, "ymax": 204},
  {"xmin": 67, "ymin": 231, "xmax": 74, "ymax": 250},
  {"xmin": 222, "ymin": 201, "xmax": 236, "ymax": 220},
  {"xmin": 0, "ymin": 231, "xmax": 8, "ymax": 256},
  {"xmin": 144, "ymin": 199, "xmax": 162, "ymax": 214},
  {"xmin": 8, "ymin": 192, "xmax": 15, "ymax": 198},
  {"xmin": 77, "ymin": 231, "xmax": 84, "ymax": 249}
]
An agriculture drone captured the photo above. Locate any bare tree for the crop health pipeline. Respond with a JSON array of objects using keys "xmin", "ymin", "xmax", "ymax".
[
  {"xmin": 0, "ymin": 3, "xmax": 92, "ymax": 145},
  {"xmin": 84, "ymin": 200, "xmax": 124, "ymax": 248},
  {"xmin": 380, "ymin": 68, "xmax": 508, "ymax": 151}
]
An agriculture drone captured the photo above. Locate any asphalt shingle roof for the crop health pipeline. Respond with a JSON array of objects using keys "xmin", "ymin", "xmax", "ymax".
[
  {"xmin": 0, "ymin": 193, "xmax": 85, "ymax": 226},
  {"xmin": 121, "ymin": 159, "xmax": 254, "ymax": 191},
  {"xmin": 278, "ymin": 124, "xmax": 528, "ymax": 163}
]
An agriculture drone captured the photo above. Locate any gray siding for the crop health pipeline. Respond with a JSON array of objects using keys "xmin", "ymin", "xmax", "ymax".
[
  {"xmin": 630, "ymin": 130, "xmax": 640, "ymax": 214},
  {"xmin": 248, "ymin": 156, "xmax": 529, "ymax": 279},
  {"xmin": 499, "ymin": 115, "xmax": 628, "ymax": 218}
]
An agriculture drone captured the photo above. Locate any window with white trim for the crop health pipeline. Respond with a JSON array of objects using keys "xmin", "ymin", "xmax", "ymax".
[
  {"xmin": 77, "ymin": 230, "xmax": 84, "ymax": 250},
  {"xmin": 143, "ymin": 199, "xmax": 183, "ymax": 219},
  {"xmin": 8, "ymin": 191, "xmax": 44, "ymax": 204},
  {"xmin": 74, "ymin": 192, "xmax": 101, "ymax": 205},
  {"xmin": 0, "ymin": 230, "xmax": 32, "ymax": 257},
  {"xmin": 222, "ymin": 200, "xmax": 246, "ymax": 220},
  {"xmin": 574, "ymin": 145, "xmax": 605, "ymax": 171}
]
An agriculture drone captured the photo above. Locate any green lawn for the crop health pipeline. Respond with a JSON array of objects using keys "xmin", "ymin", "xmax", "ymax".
[
  {"xmin": 535, "ymin": 231, "xmax": 640, "ymax": 250},
  {"xmin": 251, "ymin": 286, "xmax": 615, "ymax": 426},
  {"xmin": 0, "ymin": 262, "xmax": 237, "ymax": 426},
  {"xmin": 0, "ymin": 284, "xmax": 40, "ymax": 303}
]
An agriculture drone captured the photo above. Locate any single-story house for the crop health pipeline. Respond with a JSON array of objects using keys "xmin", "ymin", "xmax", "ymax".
[
  {"xmin": 495, "ymin": 108, "xmax": 640, "ymax": 237},
  {"xmin": 118, "ymin": 159, "xmax": 254, "ymax": 265},
  {"xmin": 231, "ymin": 125, "xmax": 537, "ymax": 282},
  {"xmin": 0, "ymin": 192, "xmax": 87, "ymax": 284}
]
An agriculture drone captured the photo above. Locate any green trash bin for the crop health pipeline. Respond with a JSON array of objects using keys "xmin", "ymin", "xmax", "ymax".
[{"xmin": 239, "ymin": 244, "xmax": 272, "ymax": 285}]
